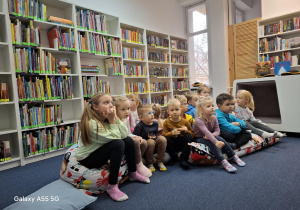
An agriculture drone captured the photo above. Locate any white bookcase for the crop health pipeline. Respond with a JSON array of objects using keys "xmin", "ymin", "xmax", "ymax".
[
  {"xmin": 0, "ymin": 0, "xmax": 189, "ymax": 171},
  {"xmin": 233, "ymin": 11, "xmax": 300, "ymax": 133},
  {"xmin": 257, "ymin": 11, "xmax": 300, "ymax": 73}
]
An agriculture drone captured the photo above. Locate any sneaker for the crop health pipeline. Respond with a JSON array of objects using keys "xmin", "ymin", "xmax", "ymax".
[
  {"xmin": 157, "ymin": 162, "xmax": 167, "ymax": 171},
  {"xmin": 148, "ymin": 164, "xmax": 156, "ymax": 172}
]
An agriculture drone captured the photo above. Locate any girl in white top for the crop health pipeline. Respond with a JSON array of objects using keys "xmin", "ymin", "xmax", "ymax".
[
  {"xmin": 127, "ymin": 94, "xmax": 141, "ymax": 132},
  {"xmin": 113, "ymin": 96, "xmax": 151, "ymax": 178},
  {"xmin": 234, "ymin": 90, "xmax": 285, "ymax": 139}
]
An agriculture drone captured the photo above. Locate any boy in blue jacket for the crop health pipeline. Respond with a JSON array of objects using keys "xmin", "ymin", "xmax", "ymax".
[
  {"xmin": 215, "ymin": 93, "xmax": 252, "ymax": 149},
  {"xmin": 185, "ymin": 92, "xmax": 198, "ymax": 119}
]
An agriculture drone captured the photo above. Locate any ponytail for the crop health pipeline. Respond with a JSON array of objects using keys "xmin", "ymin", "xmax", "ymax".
[{"xmin": 80, "ymin": 93, "xmax": 107, "ymax": 146}]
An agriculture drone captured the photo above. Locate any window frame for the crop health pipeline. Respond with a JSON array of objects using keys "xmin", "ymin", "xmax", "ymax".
[{"xmin": 186, "ymin": 0, "xmax": 211, "ymax": 86}]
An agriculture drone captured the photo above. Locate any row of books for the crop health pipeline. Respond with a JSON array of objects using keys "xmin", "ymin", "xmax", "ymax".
[
  {"xmin": 172, "ymin": 68, "xmax": 189, "ymax": 77},
  {"xmin": 105, "ymin": 57, "xmax": 122, "ymax": 75},
  {"xmin": 0, "ymin": 141, "xmax": 11, "ymax": 162},
  {"xmin": 78, "ymin": 32, "xmax": 121, "ymax": 55},
  {"xmin": 19, "ymin": 104, "xmax": 62, "ymax": 129},
  {"xmin": 123, "ymin": 64, "xmax": 147, "ymax": 77},
  {"xmin": 173, "ymin": 81, "xmax": 190, "ymax": 90},
  {"xmin": 259, "ymin": 17, "xmax": 300, "ymax": 36},
  {"xmin": 22, "ymin": 123, "xmax": 79, "ymax": 157},
  {"xmin": 122, "ymin": 47, "xmax": 145, "ymax": 60},
  {"xmin": 82, "ymin": 77, "xmax": 111, "ymax": 97},
  {"xmin": 17, "ymin": 75, "xmax": 74, "ymax": 101},
  {"xmin": 125, "ymin": 82, "xmax": 149, "ymax": 94},
  {"xmin": 149, "ymin": 67, "xmax": 169, "ymax": 77},
  {"xmin": 8, "ymin": 0, "xmax": 47, "ymax": 21},
  {"xmin": 47, "ymin": 26, "xmax": 76, "ymax": 50},
  {"xmin": 81, "ymin": 65, "xmax": 101, "ymax": 75},
  {"xmin": 150, "ymin": 82, "xmax": 170, "ymax": 92},
  {"xmin": 151, "ymin": 95, "xmax": 168, "ymax": 106},
  {"xmin": 0, "ymin": 82, "xmax": 9, "ymax": 102},
  {"xmin": 147, "ymin": 35, "xmax": 169, "ymax": 48},
  {"xmin": 140, "ymin": 98, "xmax": 149, "ymax": 104},
  {"xmin": 171, "ymin": 55, "xmax": 188, "ymax": 64},
  {"xmin": 11, "ymin": 19, "xmax": 41, "ymax": 46},
  {"xmin": 259, "ymin": 52, "xmax": 299, "ymax": 67},
  {"xmin": 259, "ymin": 36, "xmax": 300, "ymax": 53},
  {"xmin": 14, "ymin": 47, "xmax": 72, "ymax": 74},
  {"xmin": 170, "ymin": 40, "xmax": 188, "ymax": 51},
  {"xmin": 76, "ymin": 8, "xmax": 107, "ymax": 33},
  {"xmin": 148, "ymin": 52, "xmax": 169, "ymax": 63},
  {"xmin": 121, "ymin": 29, "xmax": 143, "ymax": 44}
]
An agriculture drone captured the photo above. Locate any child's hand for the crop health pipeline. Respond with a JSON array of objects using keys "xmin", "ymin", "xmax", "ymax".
[
  {"xmin": 179, "ymin": 126, "xmax": 188, "ymax": 133},
  {"xmin": 203, "ymin": 135, "xmax": 208, "ymax": 140},
  {"xmin": 172, "ymin": 128, "xmax": 181, "ymax": 136},
  {"xmin": 132, "ymin": 136, "xmax": 143, "ymax": 144},
  {"xmin": 215, "ymin": 141, "xmax": 225, "ymax": 149},
  {"xmin": 231, "ymin": 122, "xmax": 240, "ymax": 126},
  {"xmin": 104, "ymin": 107, "xmax": 117, "ymax": 124}
]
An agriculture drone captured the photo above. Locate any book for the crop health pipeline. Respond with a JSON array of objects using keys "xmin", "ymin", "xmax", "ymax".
[
  {"xmin": 0, "ymin": 82, "xmax": 9, "ymax": 102},
  {"xmin": 47, "ymin": 26, "xmax": 60, "ymax": 48},
  {"xmin": 47, "ymin": 16, "xmax": 73, "ymax": 26},
  {"xmin": 0, "ymin": 141, "xmax": 11, "ymax": 162},
  {"xmin": 274, "ymin": 61, "xmax": 291, "ymax": 76},
  {"xmin": 56, "ymin": 58, "xmax": 71, "ymax": 74}
]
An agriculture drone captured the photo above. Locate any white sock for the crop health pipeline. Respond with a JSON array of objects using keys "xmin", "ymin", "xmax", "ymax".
[
  {"xmin": 262, "ymin": 132, "xmax": 274, "ymax": 139},
  {"xmin": 274, "ymin": 131, "xmax": 286, "ymax": 138}
]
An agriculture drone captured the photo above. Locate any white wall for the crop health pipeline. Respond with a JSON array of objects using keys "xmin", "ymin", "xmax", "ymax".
[
  {"xmin": 206, "ymin": 0, "xmax": 229, "ymax": 99},
  {"xmin": 262, "ymin": 0, "xmax": 300, "ymax": 19},
  {"xmin": 66, "ymin": 0, "xmax": 187, "ymax": 39},
  {"xmin": 244, "ymin": 0, "xmax": 261, "ymax": 21}
]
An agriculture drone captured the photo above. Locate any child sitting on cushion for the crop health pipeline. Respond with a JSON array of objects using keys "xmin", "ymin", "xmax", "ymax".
[
  {"xmin": 76, "ymin": 93, "xmax": 149, "ymax": 202},
  {"xmin": 175, "ymin": 94, "xmax": 195, "ymax": 127},
  {"xmin": 234, "ymin": 90, "xmax": 285, "ymax": 139},
  {"xmin": 163, "ymin": 98, "xmax": 194, "ymax": 169},
  {"xmin": 215, "ymin": 93, "xmax": 252, "ymax": 149},
  {"xmin": 194, "ymin": 96, "xmax": 245, "ymax": 173},
  {"xmin": 133, "ymin": 104, "xmax": 167, "ymax": 172},
  {"xmin": 113, "ymin": 96, "xmax": 151, "ymax": 178}
]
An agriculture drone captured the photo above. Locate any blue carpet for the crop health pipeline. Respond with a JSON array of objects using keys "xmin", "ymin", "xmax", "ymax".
[{"xmin": 1, "ymin": 137, "xmax": 300, "ymax": 210}]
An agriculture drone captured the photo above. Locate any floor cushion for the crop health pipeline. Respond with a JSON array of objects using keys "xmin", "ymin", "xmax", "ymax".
[
  {"xmin": 60, "ymin": 144, "xmax": 128, "ymax": 195},
  {"xmin": 188, "ymin": 134, "xmax": 279, "ymax": 165}
]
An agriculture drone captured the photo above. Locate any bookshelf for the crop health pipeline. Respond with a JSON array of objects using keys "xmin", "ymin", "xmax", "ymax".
[
  {"xmin": 257, "ymin": 11, "xmax": 300, "ymax": 72},
  {"xmin": 232, "ymin": 11, "xmax": 300, "ymax": 133},
  {"xmin": 0, "ymin": 0, "xmax": 189, "ymax": 171}
]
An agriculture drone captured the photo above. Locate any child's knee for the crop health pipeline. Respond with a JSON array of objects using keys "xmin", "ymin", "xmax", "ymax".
[
  {"xmin": 147, "ymin": 139, "xmax": 156, "ymax": 148},
  {"xmin": 157, "ymin": 136, "xmax": 167, "ymax": 144}
]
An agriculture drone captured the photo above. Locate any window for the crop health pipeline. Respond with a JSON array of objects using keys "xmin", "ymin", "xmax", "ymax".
[{"xmin": 187, "ymin": 2, "xmax": 209, "ymax": 85}]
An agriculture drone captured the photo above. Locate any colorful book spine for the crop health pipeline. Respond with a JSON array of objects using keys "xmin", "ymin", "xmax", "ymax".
[
  {"xmin": 148, "ymin": 51, "xmax": 169, "ymax": 63},
  {"xmin": 149, "ymin": 67, "xmax": 169, "ymax": 77},
  {"xmin": 173, "ymin": 80, "xmax": 190, "ymax": 90},
  {"xmin": 82, "ymin": 76, "xmax": 111, "ymax": 97},
  {"xmin": 9, "ymin": 0, "xmax": 47, "ymax": 21},
  {"xmin": 125, "ymin": 82, "xmax": 149, "ymax": 94},
  {"xmin": 11, "ymin": 19, "xmax": 40, "ymax": 46},
  {"xmin": 170, "ymin": 39, "xmax": 188, "ymax": 50},
  {"xmin": 121, "ymin": 29, "xmax": 143, "ymax": 44},
  {"xmin": 147, "ymin": 35, "xmax": 169, "ymax": 48},
  {"xmin": 171, "ymin": 54, "xmax": 188, "ymax": 64},
  {"xmin": 122, "ymin": 47, "xmax": 144, "ymax": 60},
  {"xmin": 76, "ymin": 8, "xmax": 107, "ymax": 33},
  {"xmin": 172, "ymin": 68, "xmax": 189, "ymax": 77},
  {"xmin": 150, "ymin": 82, "xmax": 170, "ymax": 92},
  {"xmin": 123, "ymin": 64, "xmax": 147, "ymax": 77},
  {"xmin": 151, "ymin": 95, "xmax": 168, "ymax": 106}
]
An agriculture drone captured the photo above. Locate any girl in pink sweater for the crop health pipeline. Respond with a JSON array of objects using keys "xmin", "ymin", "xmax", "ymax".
[{"xmin": 194, "ymin": 96, "xmax": 245, "ymax": 173}]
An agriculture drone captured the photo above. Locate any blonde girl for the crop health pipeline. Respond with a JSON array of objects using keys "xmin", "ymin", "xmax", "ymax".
[
  {"xmin": 76, "ymin": 93, "xmax": 149, "ymax": 202},
  {"xmin": 197, "ymin": 84, "xmax": 210, "ymax": 97},
  {"xmin": 152, "ymin": 103, "xmax": 164, "ymax": 135},
  {"xmin": 234, "ymin": 90, "xmax": 285, "ymax": 139},
  {"xmin": 127, "ymin": 94, "xmax": 141, "ymax": 132},
  {"xmin": 113, "ymin": 96, "xmax": 152, "ymax": 178},
  {"xmin": 194, "ymin": 96, "xmax": 246, "ymax": 173}
]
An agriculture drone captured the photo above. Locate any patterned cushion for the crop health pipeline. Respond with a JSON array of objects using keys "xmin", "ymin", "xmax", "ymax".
[
  {"xmin": 188, "ymin": 134, "xmax": 280, "ymax": 165},
  {"xmin": 60, "ymin": 144, "xmax": 128, "ymax": 195}
]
